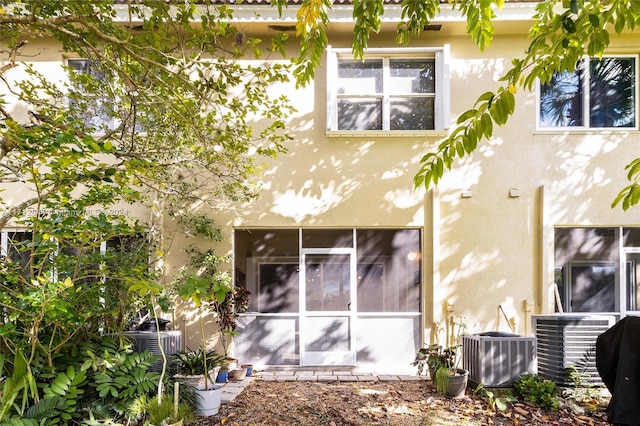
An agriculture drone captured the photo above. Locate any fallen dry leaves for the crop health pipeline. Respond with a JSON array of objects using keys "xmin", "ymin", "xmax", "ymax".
[{"xmin": 197, "ymin": 380, "xmax": 611, "ymax": 426}]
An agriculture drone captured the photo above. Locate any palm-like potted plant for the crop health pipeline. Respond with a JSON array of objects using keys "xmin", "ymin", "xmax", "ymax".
[{"xmin": 171, "ymin": 346, "xmax": 225, "ymax": 388}]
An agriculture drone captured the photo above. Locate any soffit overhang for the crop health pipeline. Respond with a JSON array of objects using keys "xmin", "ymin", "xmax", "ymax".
[{"xmin": 111, "ymin": 1, "xmax": 552, "ymax": 36}]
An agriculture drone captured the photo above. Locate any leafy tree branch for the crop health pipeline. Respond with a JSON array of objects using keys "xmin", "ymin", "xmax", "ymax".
[
  {"xmin": 415, "ymin": 0, "xmax": 638, "ymax": 193},
  {"xmin": 284, "ymin": 0, "xmax": 639, "ymax": 207}
]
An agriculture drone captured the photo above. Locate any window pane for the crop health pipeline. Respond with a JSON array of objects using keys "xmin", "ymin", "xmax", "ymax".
[
  {"xmin": 338, "ymin": 59, "xmax": 383, "ymax": 94},
  {"xmin": 570, "ymin": 264, "xmax": 615, "ymax": 312},
  {"xmin": 68, "ymin": 59, "xmax": 104, "ymax": 79},
  {"xmin": 338, "ymin": 98, "xmax": 382, "ymax": 130},
  {"xmin": 258, "ymin": 263, "xmax": 299, "ymax": 313},
  {"xmin": 390, "ymin": 97, "xmax": 435, "ymax": 130},
  {"xmin": 540, "ymin": 65, "xmax": 584, "ymax": 127},
  {"xmin": 305, "ymin": 254, "xmax": 350, "ymax": 312},
  {"xmin": 302, "ymin": 229, "xmax": 352, "ymax": 248},
  {"xmin": 68, "ymin": 59, "xmax": 117, "ymax": 131},
  {"xmin": 356, "ymin": 229, "xmax": 421, "ymax": 313},
  {"xmin": 555, "ymin": 227, "xmax": 618, "ymax": 262},
  {"xmin": 389, "ymin": 59, "xmax": 435, "ymax": 94},
  {"xmin": 4, "ymin": 231, "xmax": 34, "ymax": 279},
  {"xmin": 357, "ymin": 263, "xmax": 384, "ymax": 311},
  {"xmin": 555, "ymin": 227, "xmax": 618, "ymax": 313},
  {"xmin": 233, "ymin": 229, "xmax": 299, "ymax": 314},
  {"xmin": 623, "ymin": 227, "xmax": 640, "ymax": 247},
  {"xmin": 626, "ymin": 255, "xmax": 640, "ymax": 311},
  {"xmin": 590, "ymin": 58, "xmax": 636, "ymax": 128}
]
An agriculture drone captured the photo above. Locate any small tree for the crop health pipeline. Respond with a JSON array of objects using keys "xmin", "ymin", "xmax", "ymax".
[
  {"xmin": 175, "ymin": 274, "xmax": 229, "ymax": 390},
  {"xmin": 172, "ymin": 214, "xmax": 234, "ymax": 383},
  {"xmin": 1, "ymin": 2, "xmax": 294, "ymax": 226},
  {"xmin": 0, "ymin": 1, "xmax": 295, "ymax": 420}
]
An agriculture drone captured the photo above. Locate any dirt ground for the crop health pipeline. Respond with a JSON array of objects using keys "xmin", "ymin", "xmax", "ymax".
[{"xmin": 198, "ymin": 380, "xmax": 611, "ymax": 426}]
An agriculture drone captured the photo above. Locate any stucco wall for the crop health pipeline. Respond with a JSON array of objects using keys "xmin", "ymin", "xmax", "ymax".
[
  {"xmin": 3, "ymin": 18, "xmax": 640, "ymax": 354},
  {"xmin": 218, "ymin": 27, "xmax": 640, "ymax": 346}
]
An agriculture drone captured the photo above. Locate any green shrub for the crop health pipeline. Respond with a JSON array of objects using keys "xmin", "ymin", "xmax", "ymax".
[{"xmin": 513, "ymin": 374, "xmax": 560, "ymax": 410}]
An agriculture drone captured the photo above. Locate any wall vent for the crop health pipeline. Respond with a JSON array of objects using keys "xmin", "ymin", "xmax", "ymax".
[
  {"xmin": 462, "ymin": 334, "xmax": 537, "ymax": 387},
  {"xmin": 120, "ymin": 330, "xmax": 182, "ymax": 372},
  {"xmin": 532, "ymin": 314, "xmax": 615, "ymax": 386}
]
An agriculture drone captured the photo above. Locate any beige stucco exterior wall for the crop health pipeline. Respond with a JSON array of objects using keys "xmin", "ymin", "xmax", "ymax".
[
  {"xmin": 3, "ymin": 13, "xmax": 640, "ymax": 355},
  {"xmin": 214, "ymin": 23, "xmax": 640, "ymax": 351}
]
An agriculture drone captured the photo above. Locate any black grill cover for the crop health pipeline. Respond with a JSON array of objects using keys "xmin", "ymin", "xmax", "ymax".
[{"xmin": 596, "ymin": 316, "xmax": 640, "ymax": 426}]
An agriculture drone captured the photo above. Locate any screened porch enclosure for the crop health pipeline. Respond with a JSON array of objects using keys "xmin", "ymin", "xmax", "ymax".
[{"xmin": 233, "ymin": 228, "xmax": 422, "ymax": 372}]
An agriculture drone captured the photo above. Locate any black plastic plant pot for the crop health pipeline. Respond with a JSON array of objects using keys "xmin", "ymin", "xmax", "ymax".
[{"xmin": 137, "ymin": 318, "xmax": 171, "ymax": 331}]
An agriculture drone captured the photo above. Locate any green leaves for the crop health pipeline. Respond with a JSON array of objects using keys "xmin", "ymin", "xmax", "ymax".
[
  {"xmin": 0, "ymin": 351, "xmax": 38, "ymax": 422},
  {"xmin": 177, "ymin": 276, "xmax": 211, "ymax": 308},
  {"xmin": 2, "ymin": 0, "xmax": 294, "ymax": 234},
  {"xmin": 514, "ymin": 374, "xmax": 560, "ymax": 411},
  {"xmin": 453, "ymin": 0, "xmax": 500, "ymax": 50},
  {"xmin": 352, "ymin": 0, "xmax": 383, "ymax": 59},
  {"xmin": 613, "ymin": 158, "xmax": 640, "ymax": 210},
  {"xmin": 293, "ymin": 0, "xmax": 331, "ymax": 87},
  {"xmin": 415, "ymin": 86, "xmax": 515, "ymax": 191},
  {"xmin": 396, "ymin": 0, "xmax": 440, "ymax": 45},
  {"xmin": 93, "ymin": 351, "xmax": 160, "ymax": 400},
  {"xmin": 473, "ymin": 384, "xmax": 517, "ymax": 412},
  {"xmin": 40, "ymin": 367, "xmax": 86, "ymax": 422},
  {"xmin": 488, "ymin": 89, "xmax": 515, "ymax": 125}
]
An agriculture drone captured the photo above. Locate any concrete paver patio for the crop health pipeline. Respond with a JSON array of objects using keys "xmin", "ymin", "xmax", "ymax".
[{"xmin": 219, "ymin": 369, "xmax": 425, "ymax": 403}]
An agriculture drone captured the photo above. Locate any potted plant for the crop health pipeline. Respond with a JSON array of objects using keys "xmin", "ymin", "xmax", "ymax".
[
  {"xmin": 431, "ymin": 345, "xmax": 468, "ymax": 398},
  {"xmin": 175, "ymin": 274, "xmax": 230, "ymax": 416},
  {"xmin": 413, "ymin": 317, "xmax": 469, "ymax": 398},
  {"xmin": 209, "ymin": 282, "xmax": 250, "ymax": 369},
  {"xmin": 412, "ymin": 343, "xmax": 447, "ymax": 380},
  {"xmin": 171, "ymin": 346, "xmax": 225, "ymax": 388}
]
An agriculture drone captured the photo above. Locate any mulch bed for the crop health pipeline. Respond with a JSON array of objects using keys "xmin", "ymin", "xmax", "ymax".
[{"xmin": 198, "ymin": 380, "xmax": 611, "ymax": 425}]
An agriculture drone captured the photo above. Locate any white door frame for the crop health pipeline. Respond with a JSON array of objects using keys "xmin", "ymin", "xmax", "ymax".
[{"xmin": 299, "ymin": 247, "xmax": 357, "ymax": 366}]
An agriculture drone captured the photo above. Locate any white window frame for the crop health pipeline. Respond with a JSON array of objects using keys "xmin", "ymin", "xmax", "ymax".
[
  {"xmin": 0, "ymin": 230, "xmax": 144, "ymax": 276},
  {"xmin": 537, "ymin": 54, "xmax": 639, "ymax": 131},
  {"xmin": 553, "ymin": 226, "xmax": 640, "ymax": 318},
  {"xmin": 326, "ymin": 45, "xmax": 450, "ymax": 135},
  {"xmin": 66, "ymin": 58, "xmax": 120, "ymax": 134},
  {"xmin": 0, "ymin": 230, "xmax": 31, "ymax": 258}
]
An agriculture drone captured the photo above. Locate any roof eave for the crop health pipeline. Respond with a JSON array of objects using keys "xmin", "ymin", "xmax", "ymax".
[{"xmin": 113, "ymin": 2, "xmax": 549, "ymax": 25}]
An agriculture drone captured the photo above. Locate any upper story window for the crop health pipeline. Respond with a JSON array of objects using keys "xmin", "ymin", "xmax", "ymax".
[
  {"xmin": 539, "ymin": 56, "xmax": 638, "ymax": 130},
  {"xmin": 326, "ymin": 46, "xmax": 450, "ymax": 133},
  {"xmin": 67, "ymin": 59, "xmax": 118, "ymax": 132},
  {"xmin": 0, "ymin": 231, "xmax": 34, "ymax": 278}
]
